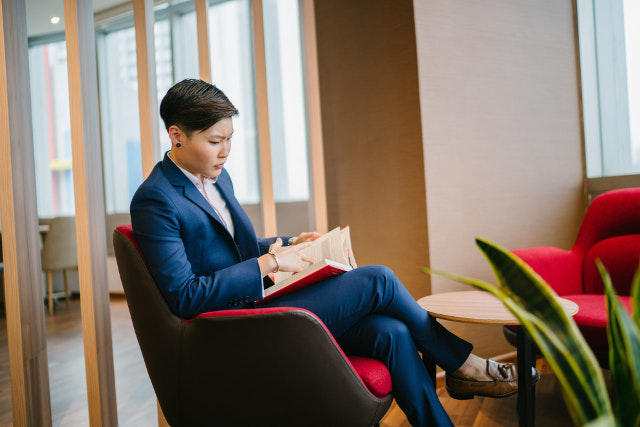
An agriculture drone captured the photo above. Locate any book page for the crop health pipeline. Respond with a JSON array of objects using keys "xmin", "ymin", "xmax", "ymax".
[{"xmin": 273, "ymin": 226, "xmax": 356, "ymax": 284}]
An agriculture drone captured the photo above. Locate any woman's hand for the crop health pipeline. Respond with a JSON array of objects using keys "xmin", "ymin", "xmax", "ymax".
[
  {"xmin": 290, "ymin": 231, "xmax": 323, "ymax": 245},
  {"xmin": 258, "ymin": 238, "xmax": 314, "ymax": 276}
]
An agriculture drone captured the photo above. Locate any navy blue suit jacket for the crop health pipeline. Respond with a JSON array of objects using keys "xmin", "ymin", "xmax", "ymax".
[{"xmin": 130, "ymin": 154, "xmax": 288, "ymax": 319}]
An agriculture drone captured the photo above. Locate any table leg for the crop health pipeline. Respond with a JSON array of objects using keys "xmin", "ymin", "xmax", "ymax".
[{"xmin": 517, "ymin": 325, "xmax": 535, "ymax": 427}]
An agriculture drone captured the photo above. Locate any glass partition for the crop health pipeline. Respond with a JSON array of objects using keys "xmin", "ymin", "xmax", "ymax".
[
  {"xmin": 263, "ymin": 0, "xmax": 310, "ymax": 204},
  {"xmin": 209, "ymin": 0, "xmax": 261, "ymax": 205},
  {"xmin": 29, "ymin": 40, "xmax": 74, "ymax": 218}
]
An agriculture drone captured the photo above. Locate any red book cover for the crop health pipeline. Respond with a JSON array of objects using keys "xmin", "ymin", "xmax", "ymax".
[{"xmin": 257, "ymin": 259, "xmax": 352, "ymax": 303}]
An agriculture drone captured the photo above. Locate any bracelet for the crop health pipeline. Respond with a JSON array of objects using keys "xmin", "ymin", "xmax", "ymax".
[{"xmin": 268, "ymin": 251, "xmax": 280, "ymax": 273}]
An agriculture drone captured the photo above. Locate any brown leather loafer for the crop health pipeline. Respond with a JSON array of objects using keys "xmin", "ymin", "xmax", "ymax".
[{"xmin": 445, "ymin": 359, "xmax": 539, "ymax": 400}]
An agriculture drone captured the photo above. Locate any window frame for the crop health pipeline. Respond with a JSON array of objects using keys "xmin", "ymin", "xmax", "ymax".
[{"xmin": 577, "ymin": 0, "xmax": 640, "ymax": 197}]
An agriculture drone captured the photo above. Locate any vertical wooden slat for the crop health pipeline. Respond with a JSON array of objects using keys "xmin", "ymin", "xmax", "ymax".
[
  {"xmin": 195, "ymin": 0, "xmax": 211, "ymax": 83},
  {"xmin": 133, "ymin": 0, "xmax": 161, "ymax": 179},
  {"xmin": 157, "ymin": 403, "xmax": 169, "ymax": 427},
  {"xmin": 63, "ymin": 0, "xmax": 118, "ymax": 425},
  {"xmin": 0, "ymin": 0, "xmax": 52, "ymax": 425},
  {"xmin": 300, "ymin": 0, "xmax": 328, "ymax": 233},
  {"xmin": 132, "ymin": 1, "xmax": 168, "ymax": 425},
  {"xmin": 251, "ymin": 0, "xmax": 277, "ymax": 237}
]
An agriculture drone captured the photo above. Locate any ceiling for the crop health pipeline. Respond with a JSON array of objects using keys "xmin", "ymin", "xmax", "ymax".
[{"xmin": 25, "ymin": 0, "xmax": 128, "ymax": 37}]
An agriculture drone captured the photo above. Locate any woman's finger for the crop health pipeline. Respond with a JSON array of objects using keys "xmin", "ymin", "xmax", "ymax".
[{"xmin": 269, "ymin": 237, "xmax": 283, "ymax": 252}]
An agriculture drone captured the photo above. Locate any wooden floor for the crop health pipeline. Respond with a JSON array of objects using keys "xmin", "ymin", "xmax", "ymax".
[
  {"xmin": 381, "ymin": 359, "xmax": 578, "ymax": 427},
  {"xmin": 0, "ymin": 297, "xmax": 158, "ymax": 427},
  {"xmin": 0, "ymin": 297, "xmax": 591, "ymax": 426}
]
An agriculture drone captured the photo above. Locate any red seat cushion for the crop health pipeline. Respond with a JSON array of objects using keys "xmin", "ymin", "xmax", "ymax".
[
  {"xmin": 563, "ymin": 294, "xmax": 634, "ymax": 350},
  {"xmin": 347, "ymin": 356, "xmax": 392, "ymax": 398}
]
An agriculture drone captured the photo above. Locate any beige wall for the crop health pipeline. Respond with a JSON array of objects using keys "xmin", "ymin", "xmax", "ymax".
[
  {"xmin": 315, "ymin": 0, "xmax": 586, "ymax": 358},
  {"xmin": 413, "ymin": 0, "xmax": 586, "ymax": 356},
  {"xmin": 314, "ymin": 0, "xmax": 431, "ymax": 298}
]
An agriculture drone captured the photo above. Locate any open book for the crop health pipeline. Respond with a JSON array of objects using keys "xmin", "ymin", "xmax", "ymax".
[{"xmin": 257, "ymin": 226, "xmax": 357, "ymax": 303}]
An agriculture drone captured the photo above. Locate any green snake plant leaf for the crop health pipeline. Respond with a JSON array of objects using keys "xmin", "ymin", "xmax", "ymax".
[
  {"xmin": 633, "ymin": 263, "xmax": 640, "ymax": 333},
  {"xmin": 424, "ymin": 238, "xmax": 613, "ymax": 426},
  {"xmin": 585, "ymin": 415, "xmax": 620, "ymax": 427},
  {"xmin": 599, "ymin": 260, "xmax": 640, "ymax": 427},
  {"xmin": 473, "ymin": 238, "xmax": 612, "ymax": 424}
]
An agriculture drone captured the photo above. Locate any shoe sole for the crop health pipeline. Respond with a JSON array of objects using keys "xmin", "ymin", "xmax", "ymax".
[
  {"xmin": 445, "ymin": 369, "xmax": 541, "ymax": 401},
  {"xmin": 446, "ymin": 387, "xmax": 518, "ymax": 400}
]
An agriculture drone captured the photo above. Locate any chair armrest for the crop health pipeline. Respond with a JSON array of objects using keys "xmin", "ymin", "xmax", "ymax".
[
  {"xmin": 512, "ymin": 246, "xmax": 583, "ymax": 295},
  {"xmin": 188, "ymin": 306, "xmax": 304, "ymax": 320}
]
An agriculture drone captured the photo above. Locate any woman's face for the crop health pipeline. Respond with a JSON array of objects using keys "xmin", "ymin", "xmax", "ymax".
[{"xmin": 171, "ymin": 117, "xmax": 233, "ymax": 181}]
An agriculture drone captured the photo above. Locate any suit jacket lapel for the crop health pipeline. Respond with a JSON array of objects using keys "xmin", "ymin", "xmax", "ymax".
[{"xmin": 161, "ymin": 154, "xmax": 235, "ymax": 241}]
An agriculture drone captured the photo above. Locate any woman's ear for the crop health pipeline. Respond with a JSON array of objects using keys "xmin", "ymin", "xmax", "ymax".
[{"xmin": 168, "ymin": 125, "xmax": 184, "ymax": 147}]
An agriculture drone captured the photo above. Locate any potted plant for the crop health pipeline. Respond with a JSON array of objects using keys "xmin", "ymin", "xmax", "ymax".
[{"xmin": 423, "ymin": 238, "xmax": 640, "ymax": 427}]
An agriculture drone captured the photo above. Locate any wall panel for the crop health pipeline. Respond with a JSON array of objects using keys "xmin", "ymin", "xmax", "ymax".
[
  {"xmin": 314, "ymin": 0, "xmax": 431, "ymax": 298},
  {"xmin": 314, "ymin": 0, "xmax": 585, "ymax": 359},
  {"xmin": 413, "ymin": 0, "xmax": 585, "ymax": 356}
]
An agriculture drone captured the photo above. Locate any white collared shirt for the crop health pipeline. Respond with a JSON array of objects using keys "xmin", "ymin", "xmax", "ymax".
[{"xmin": 168, "ymin": 155, "xmax": 235, "ymax": 238}]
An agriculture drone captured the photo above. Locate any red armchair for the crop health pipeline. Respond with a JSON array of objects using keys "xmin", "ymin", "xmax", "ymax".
[
  {"xmin": 113, "ymin": 225, "xmax": 392, "ymax": 426},
  {"xmin": 507, "ymin": 188, "xmax": 640, "ymax": 367}
]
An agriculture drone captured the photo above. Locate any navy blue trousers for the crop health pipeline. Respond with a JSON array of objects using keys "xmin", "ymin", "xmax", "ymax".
[{"xmin": 260, "ymin": 265, "xmax": 473, "ymax": 427}]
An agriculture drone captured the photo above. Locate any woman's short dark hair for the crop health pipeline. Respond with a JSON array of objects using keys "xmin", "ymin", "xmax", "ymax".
[{"xmin": 159, "ymin": 79, "xmax": 239, "ymax": 135}]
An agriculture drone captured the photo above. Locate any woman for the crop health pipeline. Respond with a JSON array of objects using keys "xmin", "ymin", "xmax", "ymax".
[{"xmin": 131, "ymin": 79, "xmax": 521, "ymax": 427}]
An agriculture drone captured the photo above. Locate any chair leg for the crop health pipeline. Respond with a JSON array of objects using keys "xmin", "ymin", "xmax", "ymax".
[
  {"xmin": 63, "ymin": 269, "xmax": 70, "ymax": 303},
  {"xmin": 47, "ymin": 271, "xmax": 54, "ymax": 315}
]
